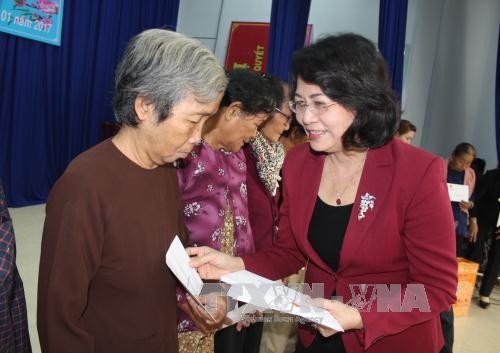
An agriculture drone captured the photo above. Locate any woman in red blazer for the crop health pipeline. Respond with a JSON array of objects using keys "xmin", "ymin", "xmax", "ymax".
[{"xmin": 189, "ymin": 33, "xmax": 457, "ymax": 353}]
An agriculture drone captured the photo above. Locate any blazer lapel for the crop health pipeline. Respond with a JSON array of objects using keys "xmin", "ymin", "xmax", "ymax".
[
  {"xmin": 295, "ymin": 150, "xmax": 334, "ymax": 274},
  {"xmin": 338, "ymin": 142, "xmax": 394, "ymax": 273}
]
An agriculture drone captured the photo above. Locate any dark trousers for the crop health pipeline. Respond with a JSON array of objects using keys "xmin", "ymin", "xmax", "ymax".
[
  {"xmin": 439, "ymin": 307, "xmax": 454, "ymax": 353},
  {"xmin": 456, "ymin": 235, "xmax": 468, "ymax": 257},
  {"xmin": 479, "ymin": 236, "xmax": 500, "ymax": 297},
  {"xmin": 466, "ymin": 222, "xmax": 494, "ymax": 265},
  {"xmin": 214, "ymin": 322, "xmax": 263, "ymax": 353}
]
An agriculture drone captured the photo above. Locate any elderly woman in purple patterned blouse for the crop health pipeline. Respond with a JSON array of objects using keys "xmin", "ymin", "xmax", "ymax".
[{"xmin": 176, "ymin": 69, "xmax": 278, "ymax": 353}]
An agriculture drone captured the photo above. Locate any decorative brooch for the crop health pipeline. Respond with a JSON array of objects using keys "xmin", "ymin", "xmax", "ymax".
[{"xmin": 358, "ymin": 193, "xmax": 376, "ymax": 220}]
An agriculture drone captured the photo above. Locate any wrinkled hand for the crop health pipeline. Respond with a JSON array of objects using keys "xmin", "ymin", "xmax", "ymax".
[
  {"xmin": 312, "ymin": 299, "xmax": 363, "ymax": 337},
  {"xmin": 469, "ymin": 221, "xmax": 478, "ymax": 242},
  {"xmin": 234, "ymin": 311, "xmax": 261, "ymax": 332},
  {"xmin": 234, "ymin": 311, "xmax": 264, "ymax": 332},
  {"xmin": 187, "ymin": 246, "xmax": 245, "ymax": 280},
  {"xmin": 180, "ymin": 293, "xmax": 228, "ymax": 335}
]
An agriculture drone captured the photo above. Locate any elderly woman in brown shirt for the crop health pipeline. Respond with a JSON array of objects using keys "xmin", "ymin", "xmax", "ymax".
[{"xmin": 37, "ymin": 29, "xmax": 227, "ymax": 353}]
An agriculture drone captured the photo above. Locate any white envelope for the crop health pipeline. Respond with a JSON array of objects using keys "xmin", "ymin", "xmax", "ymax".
[
  {"xmin": 165, "ymin": 236, "xmax": 203, "ymax": 296},
  {"xmin": 447, "ymin": 183, "xmax": 469, "ymax": 202},
  {"xmin": 221, "ymin": 270, "xmax": 344, "ymax": 332},
  {"xmin": 165, "ymin": 236, "xmax": 215, "ymax": 320},
  {"xmin": 222, "ymin": 303, "xmax": 265, "ymax": 328}
]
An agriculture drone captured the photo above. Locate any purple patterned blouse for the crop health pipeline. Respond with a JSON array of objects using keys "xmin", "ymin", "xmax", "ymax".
[{"xmin": 176, "ymin": 141, "xmax": 255, "ymax": 333}]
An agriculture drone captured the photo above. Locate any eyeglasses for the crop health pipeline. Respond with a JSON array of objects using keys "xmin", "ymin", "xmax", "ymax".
[
  {"xmin": 274, "ymin": 107, "xmax": 293, "ymax": 121},
  {"xmin": 288, "ymin": 100, "xmax": 337, "ymax": 116}
]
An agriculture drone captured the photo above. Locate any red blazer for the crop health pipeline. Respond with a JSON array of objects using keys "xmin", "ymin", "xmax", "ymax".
[{"xmin": 242, "ymin": 138, "xmax": 457, "ymax": 353}]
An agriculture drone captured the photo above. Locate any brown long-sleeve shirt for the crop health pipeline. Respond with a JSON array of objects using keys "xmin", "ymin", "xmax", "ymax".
[{"xmin": 37, "ymin": 139, "xmax": 186, "ymax": 353}]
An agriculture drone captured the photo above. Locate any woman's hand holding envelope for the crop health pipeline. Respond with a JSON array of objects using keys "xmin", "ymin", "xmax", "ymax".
[{"xmin": 187, "ymin": 246, "xmax": 245, "ymax": 280}]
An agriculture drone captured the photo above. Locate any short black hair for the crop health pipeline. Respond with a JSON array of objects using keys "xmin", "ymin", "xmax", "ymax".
[
  {"xmin": 452, "ymin": 142, "xmax": 476, "ymax": 158},
  {"xmin": 261, "ymin": 73, "xmax": 285, "ymax": 112},
  {"xmin": 398, "ymin": 119, "xmax": 417, "ymax": 135},
  {"xmin": 220, "ymin": 69, "xmax": 277, "ymax": 115},
  {"xmin": 471, "ymin": 158, "xmax": 486, "ymax": 177},
  {"xmin": 292, "ymin": 33, "xmax": 399, "ymax": 150}
]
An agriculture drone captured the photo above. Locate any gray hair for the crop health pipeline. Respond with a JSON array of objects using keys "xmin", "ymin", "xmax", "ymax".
[{"xmin": 113, "ymin": 29, "xmax": 227, "ymax": 126}]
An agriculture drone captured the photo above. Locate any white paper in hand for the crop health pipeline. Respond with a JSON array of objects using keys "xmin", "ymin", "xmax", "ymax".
[
  {"xmin": 447, "ymin": 183, "xmax": 469, "ymax": 202},
  {"xmin": 165, "ymin": 236, "xmax": 217, "ymax": 321},
  {"xmin": 165, "ymin": 235, "xmax": 203, "ymax": 296},
  {"xmin": 221, "ymin": 270, "xmax": 343, "ymax": 332}
]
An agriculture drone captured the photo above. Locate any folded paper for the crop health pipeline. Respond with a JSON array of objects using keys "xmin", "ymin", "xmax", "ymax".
[{"xmin": 221, "ymin": 270, "xmax": 343, "ymax": 331}]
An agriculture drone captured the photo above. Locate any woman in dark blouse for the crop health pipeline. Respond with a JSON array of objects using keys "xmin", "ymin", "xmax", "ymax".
[{"xmin": 446, "ymin": 142, "xmax": 477, "ymax": 257}]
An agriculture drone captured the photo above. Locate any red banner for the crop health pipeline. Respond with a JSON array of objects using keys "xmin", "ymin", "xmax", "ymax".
[
  {"xmin": 225, "ymin": 22, "xmax": 313, "ymax": 73},
  {"xmin": 225, "ymin": 22, "xmax": 269, "ymax": 72}
]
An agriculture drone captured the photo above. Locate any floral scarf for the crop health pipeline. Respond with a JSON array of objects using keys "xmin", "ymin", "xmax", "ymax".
[{"xmin": 249, "ymin": 131, "xmax": 285, "ymax": 196}]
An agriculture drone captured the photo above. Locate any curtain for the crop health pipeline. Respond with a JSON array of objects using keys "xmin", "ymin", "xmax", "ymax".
[
  {"xmin": 496, "ymin": 26, "xmax": 500, "ymax": 163},
  {"xmin": 267, "ymin": 0, "xmax": 311, "ymax": 82},
  {"xmin": 0, "ymin": 0, "xmax": 179, "ymax": 206},
  {"xmin": 378, "ymin": 0, "xmax": 408, "ymax": 97}
]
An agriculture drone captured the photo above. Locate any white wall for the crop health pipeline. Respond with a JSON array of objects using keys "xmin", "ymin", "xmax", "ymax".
[
  {"xmin": 417, "ymin": 0, "xmax": 499, "ymax": 167},
  {"xmin": 176, "ymin": 0, "xmax": 224, "ymax": 52},
  {"xmin": 402, "ymin": 0, "xmax": 446, "ymax": 147},
  {"xmin": 308, "ymin": 0, "xmax": 379, "ymax": 43}
]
